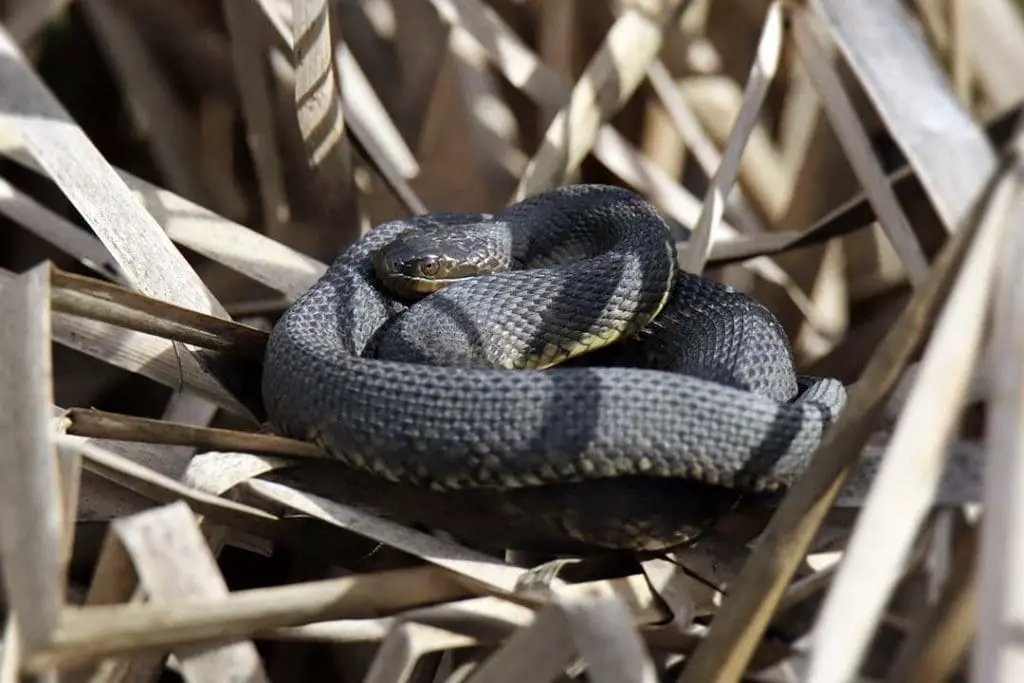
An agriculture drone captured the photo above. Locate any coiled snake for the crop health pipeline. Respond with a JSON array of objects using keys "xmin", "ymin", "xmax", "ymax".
[{"xmin": 261, "ymin": 185, "xmax": 847, "ymax": 553}]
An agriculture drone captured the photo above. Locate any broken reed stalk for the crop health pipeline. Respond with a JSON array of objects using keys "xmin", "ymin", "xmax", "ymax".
[
  {"xmin": 63, "ymin": 408, "xmax": 324, "ymax": 458},
  {"xmin": 49, "ymin": 266, "xmax": 268, "ymax": 361}
]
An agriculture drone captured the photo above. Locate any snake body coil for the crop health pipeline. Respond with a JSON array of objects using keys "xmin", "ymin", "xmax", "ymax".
[{"xmin": 261, "ymin": 185, "xmax": 847, "ymax": 552}]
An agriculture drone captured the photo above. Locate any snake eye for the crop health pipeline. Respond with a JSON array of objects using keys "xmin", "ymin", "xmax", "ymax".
[{"xmin": 418, "ymin": 258, "xmax": 441, "ymax": 277}]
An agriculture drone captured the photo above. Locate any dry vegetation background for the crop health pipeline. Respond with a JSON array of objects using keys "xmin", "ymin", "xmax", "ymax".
[{"xmin": 0, "ymin": 0, "xmax": 1022, "ymax": 681}]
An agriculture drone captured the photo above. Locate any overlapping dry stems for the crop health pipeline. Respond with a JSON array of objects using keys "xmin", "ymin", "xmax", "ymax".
[{"xmin": 0, "ymin": 0, "xmax": 1021, "ymax": 681}]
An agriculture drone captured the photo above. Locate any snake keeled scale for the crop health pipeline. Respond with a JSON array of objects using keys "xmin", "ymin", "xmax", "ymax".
[{"xmin": 261, "ymin": 184, "xmax": 847, "ymax": 553}]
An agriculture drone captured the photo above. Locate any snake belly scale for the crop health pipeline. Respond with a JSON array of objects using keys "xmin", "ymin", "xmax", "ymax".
[{"xmin": 261, "ymin": 184, "xmax": 847, "ymax": 551}]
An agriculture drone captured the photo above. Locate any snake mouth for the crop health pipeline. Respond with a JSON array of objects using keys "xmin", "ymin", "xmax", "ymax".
[{"xmin": 379, "ymin": 273, "xmax": 472, "ymax": 297}]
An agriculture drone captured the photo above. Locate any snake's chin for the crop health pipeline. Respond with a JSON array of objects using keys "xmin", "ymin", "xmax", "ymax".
[{"xmin": 379, "ymin": 274, "xmax": 466, "ymax": 297}]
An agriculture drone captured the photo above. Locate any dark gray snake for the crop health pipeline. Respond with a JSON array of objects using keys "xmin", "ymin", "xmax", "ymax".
[{"xmin": 261, "ymin": 184, "xmax": 847, "ymax": 553}]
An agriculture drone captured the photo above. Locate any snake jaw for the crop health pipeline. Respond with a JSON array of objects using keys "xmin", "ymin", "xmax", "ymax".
[{"xmin": 384, "ymin": 275, "xmax": 470, "ymax": 296}]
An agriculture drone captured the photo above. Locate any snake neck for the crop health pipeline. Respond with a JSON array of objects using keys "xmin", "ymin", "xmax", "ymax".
[{"xmin": 502, "ymin": 184, "xmax": 674, "ymax": 267}]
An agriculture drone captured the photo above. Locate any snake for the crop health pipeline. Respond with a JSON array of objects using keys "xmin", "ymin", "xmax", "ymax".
[{"xmin": 260, "ymin": 184, "xmax": 847, "ymax": 554}]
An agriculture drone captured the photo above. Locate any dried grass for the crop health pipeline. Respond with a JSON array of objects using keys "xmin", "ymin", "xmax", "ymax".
[{"xmin": 0, "ymin": 0, "xmax": 1020, "ymax": 680}]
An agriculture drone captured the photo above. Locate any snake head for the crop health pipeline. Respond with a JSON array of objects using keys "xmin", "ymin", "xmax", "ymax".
[{"xmin": 371, "ymin": 222, "xmax": 515, "ymax": 299}]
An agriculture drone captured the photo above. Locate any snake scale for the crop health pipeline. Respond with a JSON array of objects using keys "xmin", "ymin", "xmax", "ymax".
[{"xmin": 261, "ymin": 184, "xmax": 847, "ymax": 553}]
